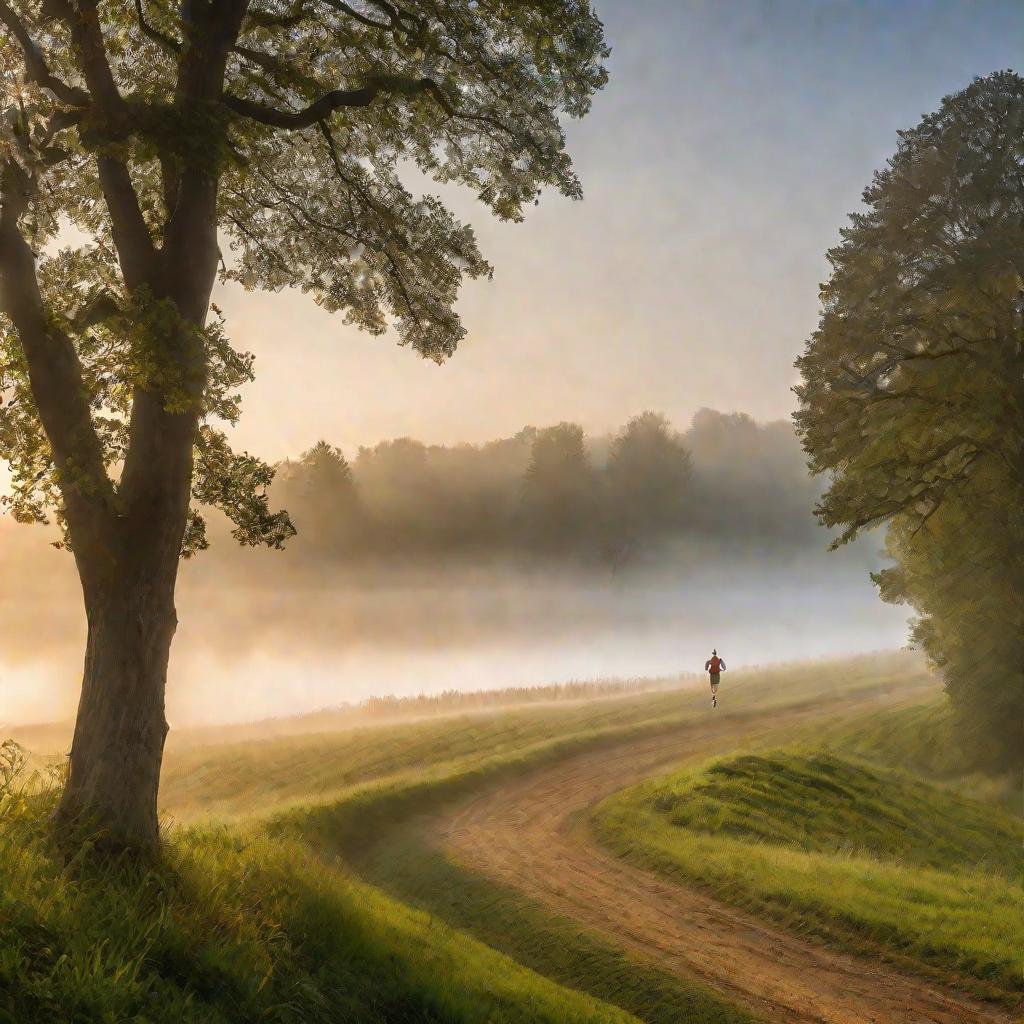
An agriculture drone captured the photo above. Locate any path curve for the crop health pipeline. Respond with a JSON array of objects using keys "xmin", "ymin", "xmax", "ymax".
[{"xmin": 432, "ymin": 692, "xmax": 1013, "ymax": 1024}]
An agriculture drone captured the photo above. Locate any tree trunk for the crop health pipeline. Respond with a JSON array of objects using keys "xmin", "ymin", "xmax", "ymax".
[{"xmin": 55, "ymin": 564, "xmax": 178, "ymax": 851}]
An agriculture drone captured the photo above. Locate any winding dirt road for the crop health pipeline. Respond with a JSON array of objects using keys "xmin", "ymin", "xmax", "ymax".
[{"xmin": 433, "ymin": 689, "xmax": 1015, "ymax": 1024}]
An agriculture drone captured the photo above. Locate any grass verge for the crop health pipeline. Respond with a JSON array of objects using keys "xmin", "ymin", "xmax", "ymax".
[
  {"xmin": 593, "ymin": 749, "xmax": 1024, "ymax": 1004},
  {"xmin": 808, "ymin": 695, "xmax": 1021, "ymax": 815}
]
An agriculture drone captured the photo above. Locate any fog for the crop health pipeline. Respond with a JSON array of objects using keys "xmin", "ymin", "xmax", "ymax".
[
  {"xmin": 0, "ymin": 516, "xmax": 908, "ymax": 728},
  {"xmin": 1, "ymin": 410, "xmax": 914, "ymax": 729},
  {"xmin": 169, "ymin": 562, "xmax": 906, "ymax": 726}
]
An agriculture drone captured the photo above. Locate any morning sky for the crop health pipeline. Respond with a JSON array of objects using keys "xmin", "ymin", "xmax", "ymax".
[{"xmin": 212, "ymin": 0, "xmax": 1024, "ymax": 461}]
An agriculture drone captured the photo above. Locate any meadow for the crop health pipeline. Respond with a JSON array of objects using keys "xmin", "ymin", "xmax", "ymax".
[
  {"xmin": 0, "ymin": 750, "xmax": 636, "ymax": 1024},
  {"xmin": 2, "ymin": 652, "xmax": 1015, "ymax": 1023},
  {"xmin": 157, "ymin": 652, "xmax": 928, "ymax": 824}
]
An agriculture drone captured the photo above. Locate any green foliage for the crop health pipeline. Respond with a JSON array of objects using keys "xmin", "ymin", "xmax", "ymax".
[
  {"xmin": 190, "ymin": 427, "xmax": 295, "ymax": 555},
  {"xmin": 794, "ymin": 71, "xmax": 1024, "ymax": 769},
  {"xmin": 0, "ymin": 0, "xmax": 609, "ymax": 550},
  {"xmin": 596, "ymin": 750, "xmax": 1024, "ymax": 1000}
]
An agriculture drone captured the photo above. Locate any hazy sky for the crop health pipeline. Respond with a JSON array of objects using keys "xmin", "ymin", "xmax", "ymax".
[{"xmin": 213, "ymin": 0, "xmax": 1024, "ymax": 460}]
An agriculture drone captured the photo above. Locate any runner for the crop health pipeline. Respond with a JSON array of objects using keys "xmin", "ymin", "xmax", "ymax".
[{"xmin": 704, "ymin": 649, "xmax": 726, "ymax": 707}]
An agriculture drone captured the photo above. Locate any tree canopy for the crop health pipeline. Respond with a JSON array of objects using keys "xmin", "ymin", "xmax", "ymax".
[
  {"xmin": 795, "ymin": 71, "xmax": 1024, "ymax": 769},
  {"xmin": 520, "ymin": 420, "xmax": 596, "ymax": 549},
  {"xmin": 0, "ymin": 0, "xmax": 609, "ymax": 552},
  {"xmin": 604, "ymin": 411, "xmax": 691, "ymax": 561}
]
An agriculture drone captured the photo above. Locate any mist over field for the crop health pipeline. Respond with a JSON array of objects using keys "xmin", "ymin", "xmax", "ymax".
[{"xmin": 0, "ymin": 410, "xmax": 911, "ymax": 728}]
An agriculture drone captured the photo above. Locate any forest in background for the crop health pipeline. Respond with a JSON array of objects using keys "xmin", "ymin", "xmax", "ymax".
[
  {"xmin": 3, "ymin": 406, "xmax": 875, "ymax": 588},
  {"xmin": 209, "ymin": 407, "xmax": 844, "ymax": 578}
]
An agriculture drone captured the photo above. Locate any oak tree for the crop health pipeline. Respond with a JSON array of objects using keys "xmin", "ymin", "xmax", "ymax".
[
  {"xmin": 0, "ymin": 0, "xmax": 608, "ymax": 847},
  {"xmin": 795, "ymin": 71, "xmax": 1024, "ymax": 769}
]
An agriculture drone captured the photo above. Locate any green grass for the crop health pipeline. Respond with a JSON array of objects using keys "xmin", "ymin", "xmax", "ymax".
[
  {"xmin": 359, "ymin": 832, "xmax": 758, "ymax": 1024},
  {"xmin": 266, "ymin": 654, "xmax": 932, "ymax": 1024},
  {"xmin": 0, "ymin": 767, "xmax": 639, "ymax": 1024},
  {"xmin": 594, "ymin": 749, "xmax": 1024, "ymax": 1002},
  {"xmin": 0, "ymin": 654, "xmax": 948, "ymax": 1023},
  {"xmin": 160, "ymin": 652, "xmax": 932, "ymax": 824},
  {"xmin": 662, "ymin": 752, "xmax": 1021, "ymax": 874},
  {"xmin": 808, "ymin": 696, "xmax": 1021, "ymax": 814}
]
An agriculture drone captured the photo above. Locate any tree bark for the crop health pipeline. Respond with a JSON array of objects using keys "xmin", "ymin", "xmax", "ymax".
[{"xmin": 56, "ymin": 559, "xmax": 179, "ymax": 851}]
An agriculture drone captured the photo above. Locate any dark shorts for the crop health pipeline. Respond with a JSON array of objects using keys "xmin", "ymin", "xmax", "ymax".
[{"xmin": 709, "ymin": 673, "xmax": 720, "ymax": 689}]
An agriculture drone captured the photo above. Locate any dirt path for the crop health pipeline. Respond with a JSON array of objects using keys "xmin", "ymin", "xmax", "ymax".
[{"xmin": 432, "ymin": 690, "xmax": 1013, "ymax": 1024}]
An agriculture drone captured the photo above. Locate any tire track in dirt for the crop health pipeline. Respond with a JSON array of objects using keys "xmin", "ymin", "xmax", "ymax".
[{"xmin": 431, "ymin": 687, "xmax": 1013, "ymax": 1024}]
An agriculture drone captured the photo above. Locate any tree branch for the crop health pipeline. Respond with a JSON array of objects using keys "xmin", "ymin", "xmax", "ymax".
[
  {"xmin": 0, "ymin": 161, "xmax": 116, "ymax": 566},
  {"xmin": 222, "ymin": 73, "xmax": 451, "ymax": 128},
  {"xmin": 0, "ymin": 1, "xmax": 88, "ymax": 106},
  {"xmin": 326, "ymin": 0, "xmax": 425, "ymax": 35},
  {"xmin": 46, "ymin": 0, "xmax": 159, "ymax": 286},
  {"xmin": 48, "ymin": 0, "xmax": 124, "ymax": 113},
  {"xmin": 133, "ymin": 0, "xmax": 182, "ymax": 55},
  {"xmin": 244, "ymin": 0, "xmax": 311, "ymax": 30},
  {"xmin": 320, "ymin": 0, "xmax": 390, "ymax": 30}
]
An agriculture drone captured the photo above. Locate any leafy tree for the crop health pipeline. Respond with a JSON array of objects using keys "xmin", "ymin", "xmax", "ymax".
[
  {"xmin": 520, "ymin": 421, "xmax": 596, "ymax": 550},
  {"xmin": 275, "ymin": 441, "xmax": 363, "ymax": 560},
  {"xmin": 794, "ymin": 71, "xmax": 1024, "ymax": 770},
  {"xmin": 0, "ymin": 0, "xmax": 608, "ymax": 847},
  {"xmin": 604, "ymin": 411, "xmax": 691, "ymax": 563}
]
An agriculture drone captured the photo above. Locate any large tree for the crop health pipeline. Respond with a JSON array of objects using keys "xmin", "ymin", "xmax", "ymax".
[
  {"xmin": 604, "ymin": 411, "xmax": 691, "ymax": 564},
  {"xmin": 275, "ymin": 440, "xmax": 363, "ymax": 560},
  {"xmin": 794, "ymin": 71, "xmax": 1024, "ymax": 770},
  {"xmin": 520, "ymin": 421, "xmax": 595, "ymax": 550},
  {"xmin": 0, "ymin": 0, "xmax": 607, "ymax": 847}
]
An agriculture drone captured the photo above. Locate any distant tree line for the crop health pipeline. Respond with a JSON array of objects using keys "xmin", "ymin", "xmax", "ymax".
[{"xmin": 265, "ymin": 409, "xmax": 824, "ymax": 569}]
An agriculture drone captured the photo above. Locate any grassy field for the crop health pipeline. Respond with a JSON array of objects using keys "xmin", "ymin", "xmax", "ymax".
[
  {"xmin": 0, "ymin": 653, "xmax": 971, "ymax": 1023},
  {"xmin": 267, "ymin": 653, "xmax": 935, "ymax": 1024},
  {"xmin": 159, "ymin": 652, "xmax": 930, "ymax": 824},
  {"xmin": 0, "ymin": 745, "xmax": 639, "ymax": 1024},
  {"xmin": 594, "ymin": 747, "xmax": 1024, "ymax": 1002},
  {"xmin": 809, "ymin": 695, "xmax": 1021, "ymax": 813}
]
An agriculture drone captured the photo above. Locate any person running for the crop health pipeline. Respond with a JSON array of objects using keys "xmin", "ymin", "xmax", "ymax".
[{"xmin": 705, "ymin": 649, "xmax": 726, "ymax": 707}]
